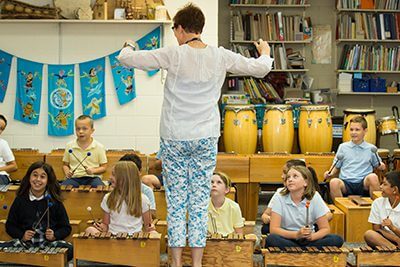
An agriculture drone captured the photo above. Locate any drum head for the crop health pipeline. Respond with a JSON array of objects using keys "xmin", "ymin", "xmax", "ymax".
[
  {"xmin": 224, "ymin": 105, "xmax": 255, "ymax": 111},
  {"xmin": 265, "ymin": 104, "xmax": 292, "ymax": 111},
  {"xmin": 378, "ymin": 116, "xmax": 396, "ymax": 122},
  {"xmin": 344, "ymin": 109, "xmax": 376, "ymax": 115},
  {"xmin": 300, "ymin": 105, "xmax": 330, "ymax": 111}
]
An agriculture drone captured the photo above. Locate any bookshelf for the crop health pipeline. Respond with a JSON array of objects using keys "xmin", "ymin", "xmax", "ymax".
[
  {"xmin": 335, "ymin": 0, "xmax": 400, "ymax": 95},
  {"xmin": 227, "ymin": 1, "xmax": 312, "ymax": 102}
]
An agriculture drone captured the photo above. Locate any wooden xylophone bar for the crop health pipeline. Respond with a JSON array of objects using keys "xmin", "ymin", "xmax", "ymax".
[
  {"xmin": 262, "ymin": 246, "xmax": 349, "ymax": 267},
  {"xmin": 168, "ymin": 233, "xmax": 257, "ymax": 267},
  {"xmin": 73, "ymin": 232, "xmax": 161, "ymax": 267},
  {"xmin": 0, "ymin": 246, "xmax": 67, "ymax": 267},
  {"xmin": 353, "ymin": 246, "xmax": 400, "ymax": 267}
]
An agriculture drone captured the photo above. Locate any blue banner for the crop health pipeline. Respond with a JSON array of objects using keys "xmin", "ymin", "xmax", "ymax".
[
  {"xmin": 14, "ymin": 58, "xmax": 43, "ymax": 124},
  {"xmin": 48, "ymin": 64, "xmax": 75, "ymax": 136},
  {"xmin": 109, "ymin": 50, "xmax": 136, "ymax": 105},
  {"xmin": 137, "ymin": 26, "xmax": 161, "ymax": 77},
  {"xmin": 0, "ymin": 50, "xmax": 12, "ymax": 102},
  {"xmin": 79, "ymin": 58, "xmax": 106, "ymax": 120}
]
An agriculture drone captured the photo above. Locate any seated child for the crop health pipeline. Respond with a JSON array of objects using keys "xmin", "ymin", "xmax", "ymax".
[
  {"xmin": 261, "ymin": 159, "xmax": 332, "ymax": 235},
  {"xmin": 266, "ymin": 165, "xmax": 343, "ymax": 249},
  {"xmin": 62, "ymin": 115, "xmax": 107, "ymax": 188},
  {"xmin": 0, "ymin": 114, "xmax": 18, "ymax": 184},
  {"xmin": 141, "ymin": 157, "xmax": 163, "ymax": 189},
  {"xmin": 119, "ymin": 153, "xmax": 156, "ymax": 216},
  {"xmin": 208, "ymin": 172, "xmax": 243, "ymax": 235},
  {"xmin": 364, "ymin": 171, "xmax": 400, "ymax": 249},
  {"xmin": 2, "ymin": 161, "xmax": 72, "ymax": 260},
  {"xmin": 85, "ymin": 161, "xmax": 154, "ymax": 235}
]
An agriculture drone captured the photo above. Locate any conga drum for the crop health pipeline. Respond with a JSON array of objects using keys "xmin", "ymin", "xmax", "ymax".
[
  {"xmin": 223, "ymin": 105, "xmax": 257, "ymax": 154},
  {"xmin": 377, "ymin": 116, "xmax": 398, "ymax": 135},
  {"xmin": 343, "ymin": 109, "xmax": 376, "ymax": 145},
  {"xmin": 377, "ymin": 148, "xmax": 389, "ymax": 181},
  {"xmin": 298, "ymin": 105, "xmax": 333, "ymax": 153},
  {"xmin": 394, "ymin": 149, "xmax": 400, "ymax": 171},
  {"xmin": 262, "ymin": 105, "xmax": 294, "ymax": 152}
]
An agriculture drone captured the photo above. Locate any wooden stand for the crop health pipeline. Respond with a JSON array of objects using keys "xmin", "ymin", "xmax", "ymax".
[
  {"xmin": 167, "ymin": 234, "xmax": 256, "ymax": 267},
  {"xmin": 262, "ymin": 247, "xmax": 349, "ymax": 267},
  {"xmin": 73, "ymin": 232, "xmax": 161, "ymax": 267},
  {"xmin": 334, "ymin": 197, "xmax": 373, "ymax": 242},
  {"xmin": 0, "ymin": 247, "xmax": 67, "ymax": 267},
  {"xmin": 353, "ymin": 247, "xmax": 400, "ymax": 267},
  {"xmin": 328, "ymin": 204, "xmax": 345, "ymax": 238}
]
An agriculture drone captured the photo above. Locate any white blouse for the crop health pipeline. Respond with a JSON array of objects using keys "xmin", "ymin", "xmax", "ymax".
[{"xmin": 118, "ymin": 44, "xmax": 273, "ymax": 140}]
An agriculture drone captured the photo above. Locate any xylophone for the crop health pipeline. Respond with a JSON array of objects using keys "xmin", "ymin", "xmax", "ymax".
[
  {"xmin": 73, "ymin": 231, "xmax": 161, "ymax": 267},
  {"xmin": 0, "ymin": 246, "xmax": 67, "ymax": 267},
  {"xmin": 262, "ymin": 246, "xmax": 349, "ymax": 267},
  {"xmin": 353, "ymin": 246, "xmax": 400, "ymax": 267},
  {"xmin": 167, "ymin": 233, "xmax": 257, "ymax": 267}
]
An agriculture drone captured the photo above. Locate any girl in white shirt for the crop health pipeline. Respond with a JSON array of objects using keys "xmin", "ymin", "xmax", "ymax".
[
  {"xmin": 118, "ymin": 3, "xmax": 272, "ymax": 267},
  {"xmin": 85, "ymin": 161, "xmax": 153, "ymax": 235},
  {"xmin": 365, "ymin": 171, "xmax": 400, "ymax": 248}
]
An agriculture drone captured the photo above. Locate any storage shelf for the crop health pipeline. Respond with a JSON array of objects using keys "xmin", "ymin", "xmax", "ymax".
[
  {"xmin": 337, "ymin": 91, "xmax": 400, "ymax": 96},
  {"xmin": 337, "ymin": 8, "xmax": 400, "ymax": 13},
  {"xmin": 337, "ymin": 39, "xmax": 400, "ymax": 43},
  {"xmin": 337, "ymin": 70, "xmax": 400, "ymax": 74},
  {"xmin": 228, "ymin": 69, "xmax": 309, "ymax": 77},
  {"xmin": 230, "ymin": 4, "xmax": 310, "ymax": 8},
  {"xmin": 231, "ymin": 40, "xmax": 311, "ymax": 44},
  {"xmin": 0, "ymin": 19, "xmax": 172, "ymax": 24}
]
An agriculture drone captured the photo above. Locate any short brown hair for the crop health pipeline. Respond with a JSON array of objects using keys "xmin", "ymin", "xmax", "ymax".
[
  {"xmin": 280, "ymin": 165, "xmax": 317, "ymax": 200},
  {"xmin": 213, "ymin": 171, "xmax": 231, "ymax": 189},
  {"xmin": 75, "ymin": 114, "xmax": 94, "ymax": 128},
  {"xmin": 350, "ymin": 115, "xmax": 368, "ymax": 129},
  {"xmin": 173, "ymin": 3, "xmax": 205, "ymax": 34}
]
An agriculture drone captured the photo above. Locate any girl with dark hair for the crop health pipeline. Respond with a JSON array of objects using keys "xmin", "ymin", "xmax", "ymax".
[
  {"xmin": 2, "ymin": 161, "xmax": 73, "ymax": 260},
  {"xmin": 364, "ymin": 171, "xmax": 400, "ymax": 248}
]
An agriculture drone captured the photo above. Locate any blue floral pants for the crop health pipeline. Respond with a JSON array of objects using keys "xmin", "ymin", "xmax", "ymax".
[{"xmin": 159, "ymin": 137, "xmax": 218, "ymax": 248}]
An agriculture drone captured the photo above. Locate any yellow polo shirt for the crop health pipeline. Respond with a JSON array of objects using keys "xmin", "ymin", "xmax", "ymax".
[
  {"xmin": 62, "ymin": 139, "xmax": 107, "ymax": 178},
  {"xmin": 208, "ymin": 197, "xmax": 244, "ymax": 236}
]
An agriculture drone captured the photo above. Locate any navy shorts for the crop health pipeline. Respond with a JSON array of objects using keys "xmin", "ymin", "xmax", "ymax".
[{"xmin": 343, "ymin": 180, "xmax": 368, "ymax": 196}]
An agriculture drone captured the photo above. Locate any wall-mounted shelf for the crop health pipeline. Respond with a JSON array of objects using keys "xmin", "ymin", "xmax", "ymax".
[
  {"xmin": 337, "ymin": 91, "xmax": 400, "ymax": 96},
  {"xmin": 230, "ymin": 4, "xmax": 310, "ymax": 8},
  {"xmin": 0, "ymin": 19, "xmax": 172, "ymax": 24}
]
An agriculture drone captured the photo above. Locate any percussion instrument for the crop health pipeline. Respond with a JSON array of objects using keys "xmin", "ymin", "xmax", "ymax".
[
  {"xmin": 376, "ymin": 148, "xmax": 390, "ymax": 181},
  {"xmin": 0, "ymin": 246, "xmax": 67, "ymax": 267},
  {"xmin": 0, "ymin": 185, "xmax": 18, "ymax": 220},
  {"xmin": 394, "ymin": 149, "xmax": 400, "ymax": 171},
  {"xmin": 353, "ymin": 246, "xmax": 400, "ymax": 267},
  {"xmin": 73, "ymin": 232, "xmax": 161, "ymax": 267},
  {"xmin": 262, "ymin": 246, "xmax": 349, "ymax": 267},
  {"xmin": 343, "ymin": 109, "xmax": 376, "ymax": 145},
  {"xmin": 334, "ymin": 197, "xmax": 373, "ymax": 242},
  {"xmin": 262, "ymin": 105, "xmax": 294, "ymax": 153},
  {"xmin": 223, "ymin": 105, "xmax": 258, "ymax": 154},
  {"xmin": 378, "ymin": 116, "xmax": 398, "ymax": 135},
  {"xmin": 167, "ymin": 233, "xmax": 257, "ymax": 267},
  {"xmin": 298, "ymin": 105, "xmax": 333, "ymax": 153},
  {"xmin": 328, "ymin": 204, "xmax": 345, "ymax": 238}
]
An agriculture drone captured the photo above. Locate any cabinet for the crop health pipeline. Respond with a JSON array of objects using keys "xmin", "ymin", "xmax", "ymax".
[
  {"xmin": 335, "ymin": 2, "xmax": 400, "ymax": 96},
  {"xmin": 228, "ymin": 1, "xmax": 312, "ymax": 103}
]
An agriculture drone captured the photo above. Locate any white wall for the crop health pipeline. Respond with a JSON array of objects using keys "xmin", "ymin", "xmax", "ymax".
[{"xmin": 0, "ymin": 0, "xmax": 218, "ymax": 153}]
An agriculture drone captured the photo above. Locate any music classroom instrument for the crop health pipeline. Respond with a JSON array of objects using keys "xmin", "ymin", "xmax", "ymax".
[
  {"xmin": 73, "ymin": 231, "xmax": 161, "ymax": 267},
  {"xmin": 223, "ymin": 105, "xmax": 258, "ymax": 154},
  {"xmin": 167, "ymin": 233, "xmax": 257, "ymax": 267},
  {"xmin": 378, "ymin": 116, "xmax": 399, "ymax": 136},
  {"xmin": 353, "ymin": 246, "xmax": 400, "ymax": 267},
  {"xmin": 262, "ymin": 246, "xmax": 350, "ymax": 267},
  {"xmin": 298, "ymin": 105, "xmax": 333, "ymax": 153},
  {"xmin": 0, "ymin": 246, "xmax": 68, "ymax": 267}
]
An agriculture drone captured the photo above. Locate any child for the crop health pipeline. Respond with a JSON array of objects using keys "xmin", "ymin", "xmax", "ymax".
[
  {"xmin": 119, "ymin": 153, "xmax": 156, "ymax": 216},
  {"xmin": 324, "ymin": 116, "xmax": 385, "ymax": 199},
  {"xmin": 141, "ymin": 157, "xmax": 163, "ymax": 189},
  {"xmin": 364, "ymin": 171, "xmax": 400, "ymax": 248},
  {"xmin": 2, "ymin": 161, "xmax": 72, "ymax": 260},
  {"xmin": 85, "ymin": 161, "xmax": 154, "ymax": 235},
  {"xmin": 208, "ymin": 172, "xmax": 243, "ymax": 235},
  {"xmin": 62, "ymin": 115, "xmax": 107, "ymax": 187},
  {"xmin": 0, "ymin": 114, "xmax": 17, "ymax": 184},
  {"xmin": 261, "ymin": 159, "xmax": 332, "ymax": 235},
  {"xmin": 266, "ymin": 166, "xmax": 343, "ymax": 249}
]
